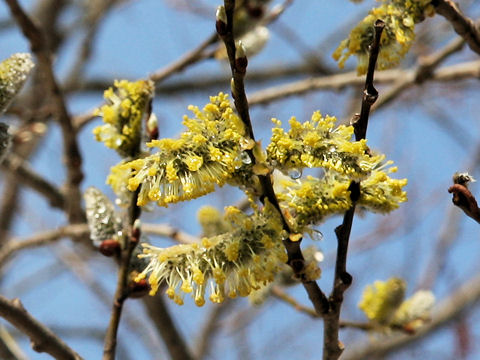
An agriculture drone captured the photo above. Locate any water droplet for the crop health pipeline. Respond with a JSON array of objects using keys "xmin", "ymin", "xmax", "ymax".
[
  {"xmin": 328, "ymin": 145, "xmax": 336, "ymax": 153},
  {"xmin": 314, "ymin": 251, "xmax": 324, "ymax": 262},
  {"xmin": 240, "ymin": 151, "xmax": 252, "ymax": 164},
  {"xmin": 288, "ymin": 168, "xmax": 302, "ymax": 179},
  {"xmin": 311, "ymin": 229, "xmax": 323, "ymax": 241}
]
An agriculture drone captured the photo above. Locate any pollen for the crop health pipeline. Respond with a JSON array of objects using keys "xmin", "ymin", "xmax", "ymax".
[{"xmin": 136, "ymin": 203, "xmax": 287, "ymax": 306}]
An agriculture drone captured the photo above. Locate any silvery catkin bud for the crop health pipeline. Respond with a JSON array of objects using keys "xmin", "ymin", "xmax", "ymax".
[
  {"xmin": 84, "ymin": 187, "xmax": 123, "ymax": 246},
  {"xmin": 0, "ymin": 53, "xmax": 35, "ymax": 114}
]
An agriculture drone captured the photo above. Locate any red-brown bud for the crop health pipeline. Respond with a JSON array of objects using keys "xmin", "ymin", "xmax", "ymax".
[
  {"xmin": 216, "ymin": 6, "xmax": 228, "ymax": 36},
  {"xmin": 128, "ymin": 279, "xmax": 150, "ymax": 298},
  {"xmin": 99, "ymin": 239, "xmax": 121, "ymax": 257}
]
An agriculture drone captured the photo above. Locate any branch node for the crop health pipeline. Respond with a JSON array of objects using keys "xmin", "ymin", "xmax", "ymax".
[
  {"xmin": 363, "ymin": 88, "xmax": 378, "ymax": 105},
  {"xmin": 340, "ymin": 272, "xmax": 353, "ymax": 287}
]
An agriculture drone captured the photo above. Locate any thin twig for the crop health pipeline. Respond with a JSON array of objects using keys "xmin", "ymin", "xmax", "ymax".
[
  {"xmin": 102, "ymin": 196, "xmax": 141, "ymax": 359},
  {"xmin": 143, "ymin": 296, "xmax": 195, "ymax": 360},
  {"xmin": 218, "ymin": 0, "xmax": 329, "ymax": 316},
  {"xmin": 72, "ymin": 58, "xmax": 480, "ymax": 132},
  {"xmin": 5, "ymin": 0, "xmax": 84, "ymax": 224},
  {"xmin": 448, "ymin": 183, "xmax": 480, "ymax": 223},
  {"xmin": 338, "ymin": 321, "xmax": 374, "ymax": 331},
  {"xmin": 0, "ymin": 295, "xmax": 83, "ymax": 360},
  {"xmin": 0, "ymin": 224, "xmax": 90, "ymax": 266},
  {"xmin": 433, "ymin": 0, "xmax": 480, "ymax": 55},
  {"xmin": 415, "ymin": 35, "xmax": 465, "ymax": 83},
  {"xmin": 418, "ymin": 145, "xmax": 480, "ymax": 290},
  {"xmin": 1, "ymin": 153, "xmax": 65, "ymax": 210},
  {"xmin": 194, "ymin": 300, "xmax": 233, "ymax": 359},
  {"xmin": 372, "ymin": 35, "xmax": 466, "ymax": 111},
  {"xmin": 52, "ymin": 243, "xmax": 162, "ymax": 357},
  {"xmin": 271, "ymin": 285, "xmax": 319, "ymax": 318},
  {"xmin": 141, "ymin": 223, "xmax": 198, "ymax": 244},
  {"xmin": 102, "ymin": 122, "xmax": 144, "ymax": 358},
  {"xmin": 149, "ymin": 33, "xmax": 218, "ymax": 83},
  {"xmin": 248, "ymin": 59, "xmax": 480, "ymax": 107},
  {"xmin": 0, "ymin": 324, "xmax": 27, "ymax": 360},
  {"xmin": 63, "ymin": 0, "xmax": 120, "ymax": 90},
  {"xmin": 322, "ymin": 19, "xmax": 384, "ymax": 360},
  {"xmin": 73, "ymin": 33, "xmax": 219, "ymax": 131}
]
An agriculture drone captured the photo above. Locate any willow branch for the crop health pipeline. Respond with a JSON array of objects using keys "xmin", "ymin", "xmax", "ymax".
[
  {"xmin": 143, "ymin": 296, "xmax": 195, "ymax": 360},
  {"xmin": 73, "ymin": 33, "xmax": 219, "ymax": 131},
  {"xmin": 432, "ymin": 0, "xmax": 480, "ymax": 55},
  {"xmin": 271, "ymin": 285, "xmax": 319, "ymax": 318},
  {"xmin": 102, "ymin": 132, "xmax": 144, "ymax": 359},
  {"xmin": 73, "ymin": 58, "xmax": 480, "ymax": 132},
  {"xmin": 372, "ymin": 35, "xmax": 466, "ymax": 111},
  {"xmin": 5, "ymin": 0, "xmax": 84, "ymax": 223},
  {"xmin": 248, "ymin": 59, "xmax": 480, "ymax": 107},
  {"xmin": 0, "ymin": 224, "xmax": 89, "ymax": 266},
  {"xmin": 1, "ymin": 153, "xmax": 65, "ymax": 210},
  {"xmin": 102, "ymin": 191, "xmax": 141, "ymax": 359},
  {"xmin": 149, "ymin": 33, "xmax": 218, "ymax": 83},
  {"xmin": 418, "ymin": 146, "xmax": 480, "ymax": 289},
  {"xmin": 51, "ymin": 244, "xmax": 161, "ymax": 356},
  {"xmin": 0, "ymin": 296, "xmax": 83, "ymax": 360},
  {"xmin": 141, "ymin": 223, "xmax": 198, "ymax": 244},
  {"xmin": 0, "ymin": 324, "xmax": 26, "ymax": 360},
  {"xmin": 323, "ymin": 20, "xmax": 384, "ymax": 360},
  {"xmin": 63, "ymin": 0, "xmax": 120, "ymax": 90},
  {"xmin": 194, "ymin": 300, "xmax": 232, "ymax": 359},
  {"xmin": 448, "ymin": 183, "xmax": 480, "ymax": 223},
  {"xmin": 219, "ymin": 0, "xmax": 329, "ymax": 316}
]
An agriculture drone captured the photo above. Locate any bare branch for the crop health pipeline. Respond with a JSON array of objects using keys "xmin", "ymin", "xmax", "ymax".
[
  {"xmin": 0, "ymin": 295, "xmax": 83, "ymax": 360},
  {"xmin": 141, "ymin": 223, "xmax": 199, "ymax": 244},
  {"xmin": 149, "ymin": 33, "xmax": 218, "ymax": 83},
  {"xmin": 1, "ymin": 153, "xmax": 65, "ymax": 210},
  {"xmin": 418, "ymin": 147, "xmax": 480, "ymax": 289},
  {"xmin": 143, "ymin": 296, "xmax": 195, "ymax": 360},
  {"xmin": 195, "ymin": 300, "xmax": 233, "ymax": 359},
  {"xmin": 271, "ymin": 285, "xmax": 319, "ymax": 318},
  {"xmin": 433, "ymin": 0, "xmax": 480, "ymax": 55},
  {"xmin": 0, "ymin": 324, "xmax": 27, "ymax": 360},
  {"xmin": 5, "ymin": 0, "xmax": 84, "ymax": 223},
  {"xmin": 73, "ymin": 58, "xmax": 480, "ymax": 132},
  {"xmin": 249, "ymin": 58, "xmax": 480, "ymax": 107},
  {"xmin": 63, "ymin": 0, "xmax": 122, "ymax": 90},
  {"xmin": 102, "ymin": 195, "xmax": 142, "ymax": 359},
  {"xmin": 0, "ymin": 224, "xmax": 90, "ymax": 266},
  {"xmin": 323, "ymin": 19, "xmax": 384, "ymax": 360},
  {"xmin": 219, "ymin": 0, "xmax": 329, "ymax": 318},
  {"xmin": 373, "ymin": 35, "xmax": 466, "ymax": 111},
  {"xmin": 448, "ymin": 183, "xmax": 480, "ymax": 223}
]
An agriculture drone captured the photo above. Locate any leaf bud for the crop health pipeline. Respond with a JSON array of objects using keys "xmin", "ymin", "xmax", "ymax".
[
  {"xmin": 99, "ymin": 239, "xmax": 121, "ymax": 257},
  {"xmin": 216, "ymin": 6, "xmax": 228, "ymax": 36},
  {"xmin": 235, "ymin": 41, "xmax": 248, "ymax": 73}
]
